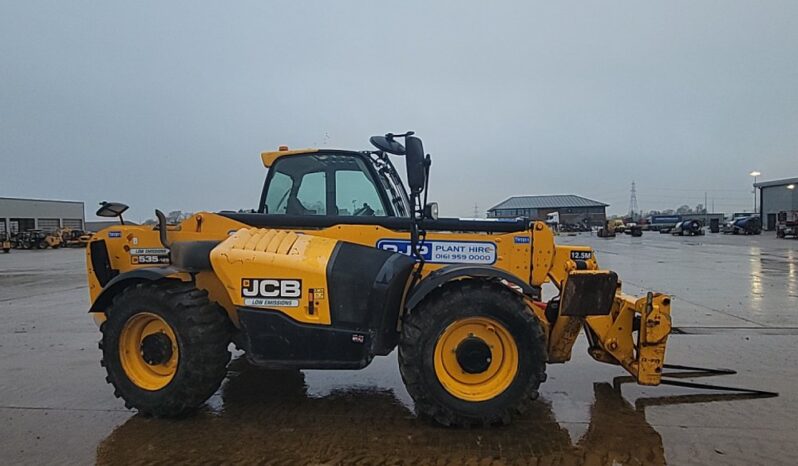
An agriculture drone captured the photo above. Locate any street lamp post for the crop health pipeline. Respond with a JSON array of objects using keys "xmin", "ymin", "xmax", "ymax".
[{"xmin": 750, "ymin": 171, "xmax": 761, "ymax": 214}]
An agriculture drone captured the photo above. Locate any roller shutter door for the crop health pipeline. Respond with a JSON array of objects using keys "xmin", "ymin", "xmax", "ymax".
[
  {"xmin": 63, "ymin": 219, "xmax": 83, "ymax": 230},
  {"xmin": 38, "ymin": 218, "xmax": 61, "ymax": 232},
  {"xmin": 11, "ymin": 218, "xmax": 34, "ymax": 232}
]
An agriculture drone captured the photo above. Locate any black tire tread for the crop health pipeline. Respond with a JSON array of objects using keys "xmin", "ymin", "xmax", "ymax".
[
  {"xmin": 399, "ymin": 279, "xmax": 547, "ymax": 427},
  {"xmin": 100, "ymin": 281, "xmax": 231, "ymax": 417}
]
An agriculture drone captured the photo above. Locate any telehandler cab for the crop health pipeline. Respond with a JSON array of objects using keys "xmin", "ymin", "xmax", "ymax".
[{"xmin": 87, "ymin": 133, "xmax": 734, "ymax": 426}]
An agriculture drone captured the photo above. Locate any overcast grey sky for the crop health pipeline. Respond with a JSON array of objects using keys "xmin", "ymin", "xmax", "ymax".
[{"xmin": 2, "ymin": 1, "xmax": 796, "ymax": 221}]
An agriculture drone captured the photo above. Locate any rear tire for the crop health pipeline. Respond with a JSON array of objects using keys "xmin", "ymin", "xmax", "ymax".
[
  {"xmin": 399, "ymin": 280, "xmax": 547, "ymax": 426},
  {"xmin": 100, "ymin": 282, "xmax": 231, "ymax": 417}
]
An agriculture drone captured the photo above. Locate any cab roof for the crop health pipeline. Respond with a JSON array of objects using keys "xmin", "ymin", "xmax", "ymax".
[
  {"xmin": 260, "ymin": 147, "xmax": 371, "ymax": 168},
  {"xmin": 260, "ymin": 148, "xmax": 319, "ymax": 167}
]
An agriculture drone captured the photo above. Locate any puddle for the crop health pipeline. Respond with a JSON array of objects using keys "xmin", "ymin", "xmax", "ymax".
[{"xmin": 97, "ymin": 358, "xmax": 671, "ymax": 465}]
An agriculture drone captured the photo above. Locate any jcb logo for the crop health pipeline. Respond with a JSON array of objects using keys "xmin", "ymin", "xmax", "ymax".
[{"xmin": 241, "ymin": 279, "xmax": 302, "ymax": 298}]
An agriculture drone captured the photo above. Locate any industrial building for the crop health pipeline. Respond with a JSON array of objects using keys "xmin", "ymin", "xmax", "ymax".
[
  {"xmin": 754, "ymin": 177, "xmax": 798, "ymax": 230},
  {"xmin": 487, "ymin": 194, "xmax": 608, "ymax": 226},
  {"xmin": 84, "ymin": 220, "xmax": 137, "ymax": 232},
  {"xmin": 0, "ymin": 197, "xmax": 85, "ymax": 234}
]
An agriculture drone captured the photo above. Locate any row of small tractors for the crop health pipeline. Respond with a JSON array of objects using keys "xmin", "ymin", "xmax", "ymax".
[{"xmin": 1, "ymin": 228, "xmax": 94, "ymax": 253}]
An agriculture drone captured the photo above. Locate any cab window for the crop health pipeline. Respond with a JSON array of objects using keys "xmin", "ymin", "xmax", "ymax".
[
  {"xmin": 335, "ymin": 166, "xmax": 386, "ymax": 216},
  {"xmin": 263, "ymin": 172, "xmax": 291, "ymax": 214},
  {"xmin": 262, "ymin": 154, "xmax": 390, "ymax": 217},
  {"xmin": 295, "ymin": 171, "xmax": 326, "ymax": 215}
]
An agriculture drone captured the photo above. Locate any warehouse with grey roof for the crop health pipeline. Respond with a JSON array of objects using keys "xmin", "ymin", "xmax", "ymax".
[
  {"xmin": 0, "ymin": 197, "xmax": 85, "ymax": 234},
  {"xmin": 487, "ymin": 194, "xmax": 608, "ymax": 226}
]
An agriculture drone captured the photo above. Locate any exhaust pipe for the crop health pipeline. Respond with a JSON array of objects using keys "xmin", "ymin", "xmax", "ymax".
[{"xmin": 155, "ymin": 209, "xmax": 171, "ymax": 249}]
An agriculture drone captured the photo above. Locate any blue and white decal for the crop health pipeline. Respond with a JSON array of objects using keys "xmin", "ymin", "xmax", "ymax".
[
  {"xmin": 108, "ymin": 231, "xmax": 122, "ymax": 238},
  {"xmin": 376, "ymin": 239, "xmax": 497, "ymax": 265},
  {"xmin": 513, "ymin": 236, "xmax": 530, "ymax": 244}
]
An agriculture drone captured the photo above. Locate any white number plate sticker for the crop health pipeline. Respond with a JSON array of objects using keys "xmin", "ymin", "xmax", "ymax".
[
  {"xmin": 130, "ymin": 248, "xmax": 170, "ymax": 265},
  {"xmin": 376, "ymin": 239, "xmax": 496, "ymax": 265},
  {"xmin": 570, "ymin": 250, "xmax": 593, "ymax": 260}
]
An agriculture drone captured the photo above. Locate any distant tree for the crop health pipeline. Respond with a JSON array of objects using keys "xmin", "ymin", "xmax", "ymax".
[
  {"xmin": 167, "ymin": 211, "xmax": 183, "ymax": 223},
  {"xmin": 695, "ymin": 204, "xmax": 706, "ymax": 214},
  {"xmin": 662, "ymin": 209, "xmax": 675, "ymax": 215},
  {"xmin": 166, "ymin": 211, "xmax": 194, "ymax": 223},
  {"xmin": 142, "ymin": 218, "xmax": 157, "ymax": 225},
  {"xmin": 676, "ymin": 205, "xmax": 692, "ymax": 215}
]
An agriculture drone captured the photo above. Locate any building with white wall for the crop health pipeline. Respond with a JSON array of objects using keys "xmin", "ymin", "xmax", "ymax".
[
  {"xmin": 754, "ymin": 178, "xmax": 798, "ymax": 231},
  {"xmin": 0, "ymin": 197, "xmax": 85, "ymax": 233}
]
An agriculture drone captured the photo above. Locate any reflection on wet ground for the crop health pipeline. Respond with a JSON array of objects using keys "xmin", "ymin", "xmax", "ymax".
[{"xmin": 98, "ymin": 358, "xmax": 670, "ymax": 465}]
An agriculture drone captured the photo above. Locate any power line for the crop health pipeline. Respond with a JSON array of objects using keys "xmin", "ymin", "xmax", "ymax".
[{"xmin": 628, "ymin": 181, "xmax": 639, "ymax": 220}]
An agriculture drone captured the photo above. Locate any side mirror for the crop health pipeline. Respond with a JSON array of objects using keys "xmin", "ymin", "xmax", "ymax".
[
  {"xmin": 405, "ymin": 136, "xmax": 427, "ymax": 194},
  {"xmin": 96, "ymin": 201, "xmax": 129, "ymax": 225},
  {"xmin": 369, "ymin": 135, "xmax": 406, "ymax": 155}
]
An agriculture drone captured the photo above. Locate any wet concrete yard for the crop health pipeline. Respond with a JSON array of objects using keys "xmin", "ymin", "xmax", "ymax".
[{"xmin": 1, "ymin": 232, "xmax": 797, "ymax": 464}]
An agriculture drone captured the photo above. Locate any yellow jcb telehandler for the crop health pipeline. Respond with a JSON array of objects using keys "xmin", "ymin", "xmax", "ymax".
[{"xmin": 85, "ymin": 133, "xmax": 773, "ymax": 426}]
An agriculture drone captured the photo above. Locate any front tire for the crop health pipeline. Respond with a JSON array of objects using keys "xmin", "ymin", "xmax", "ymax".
[
  {"xmin": 100, "ymin": 282, "xmax": 231, "ymax": 417},
  {"xmin": 399, "ymin": 280, "xmax": 547, "ymax": 426}
]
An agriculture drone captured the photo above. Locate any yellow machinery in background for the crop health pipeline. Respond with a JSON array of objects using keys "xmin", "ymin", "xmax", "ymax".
[
  {"xmin": 85, "ymin": 132, "xmax": 770, "ymax": 426},
  {"xmin": 44, "ymin": 232, "xmax": 62, "ymax": 248},
  {"xmin": 13, "ymin": 230, "xmax": 61, "ymax": 249},
  {"xmin": 1, "ymin": 232, "xmax": 11, "ymax": 253},
  {"xmin": 59, "ymin": 228, "xmax": 94, "ymax": 248},
  {"xmin": 597, "ymin": 220, "xmax": 616, "ymax": 238}
]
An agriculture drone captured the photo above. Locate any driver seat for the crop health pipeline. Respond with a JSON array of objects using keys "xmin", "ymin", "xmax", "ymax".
[{"xmin": 285, "ymin": 196, "xmax": 311, "ymax": 216}]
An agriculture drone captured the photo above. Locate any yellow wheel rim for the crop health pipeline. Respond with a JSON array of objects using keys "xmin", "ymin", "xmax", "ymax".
[
  {"xmin": 434, "ymin": 316, "xmax": 519, "ymax": 402},
  {"xmin": 119, "ymin": 312, "xmax": 179, "ymax": 391}
]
